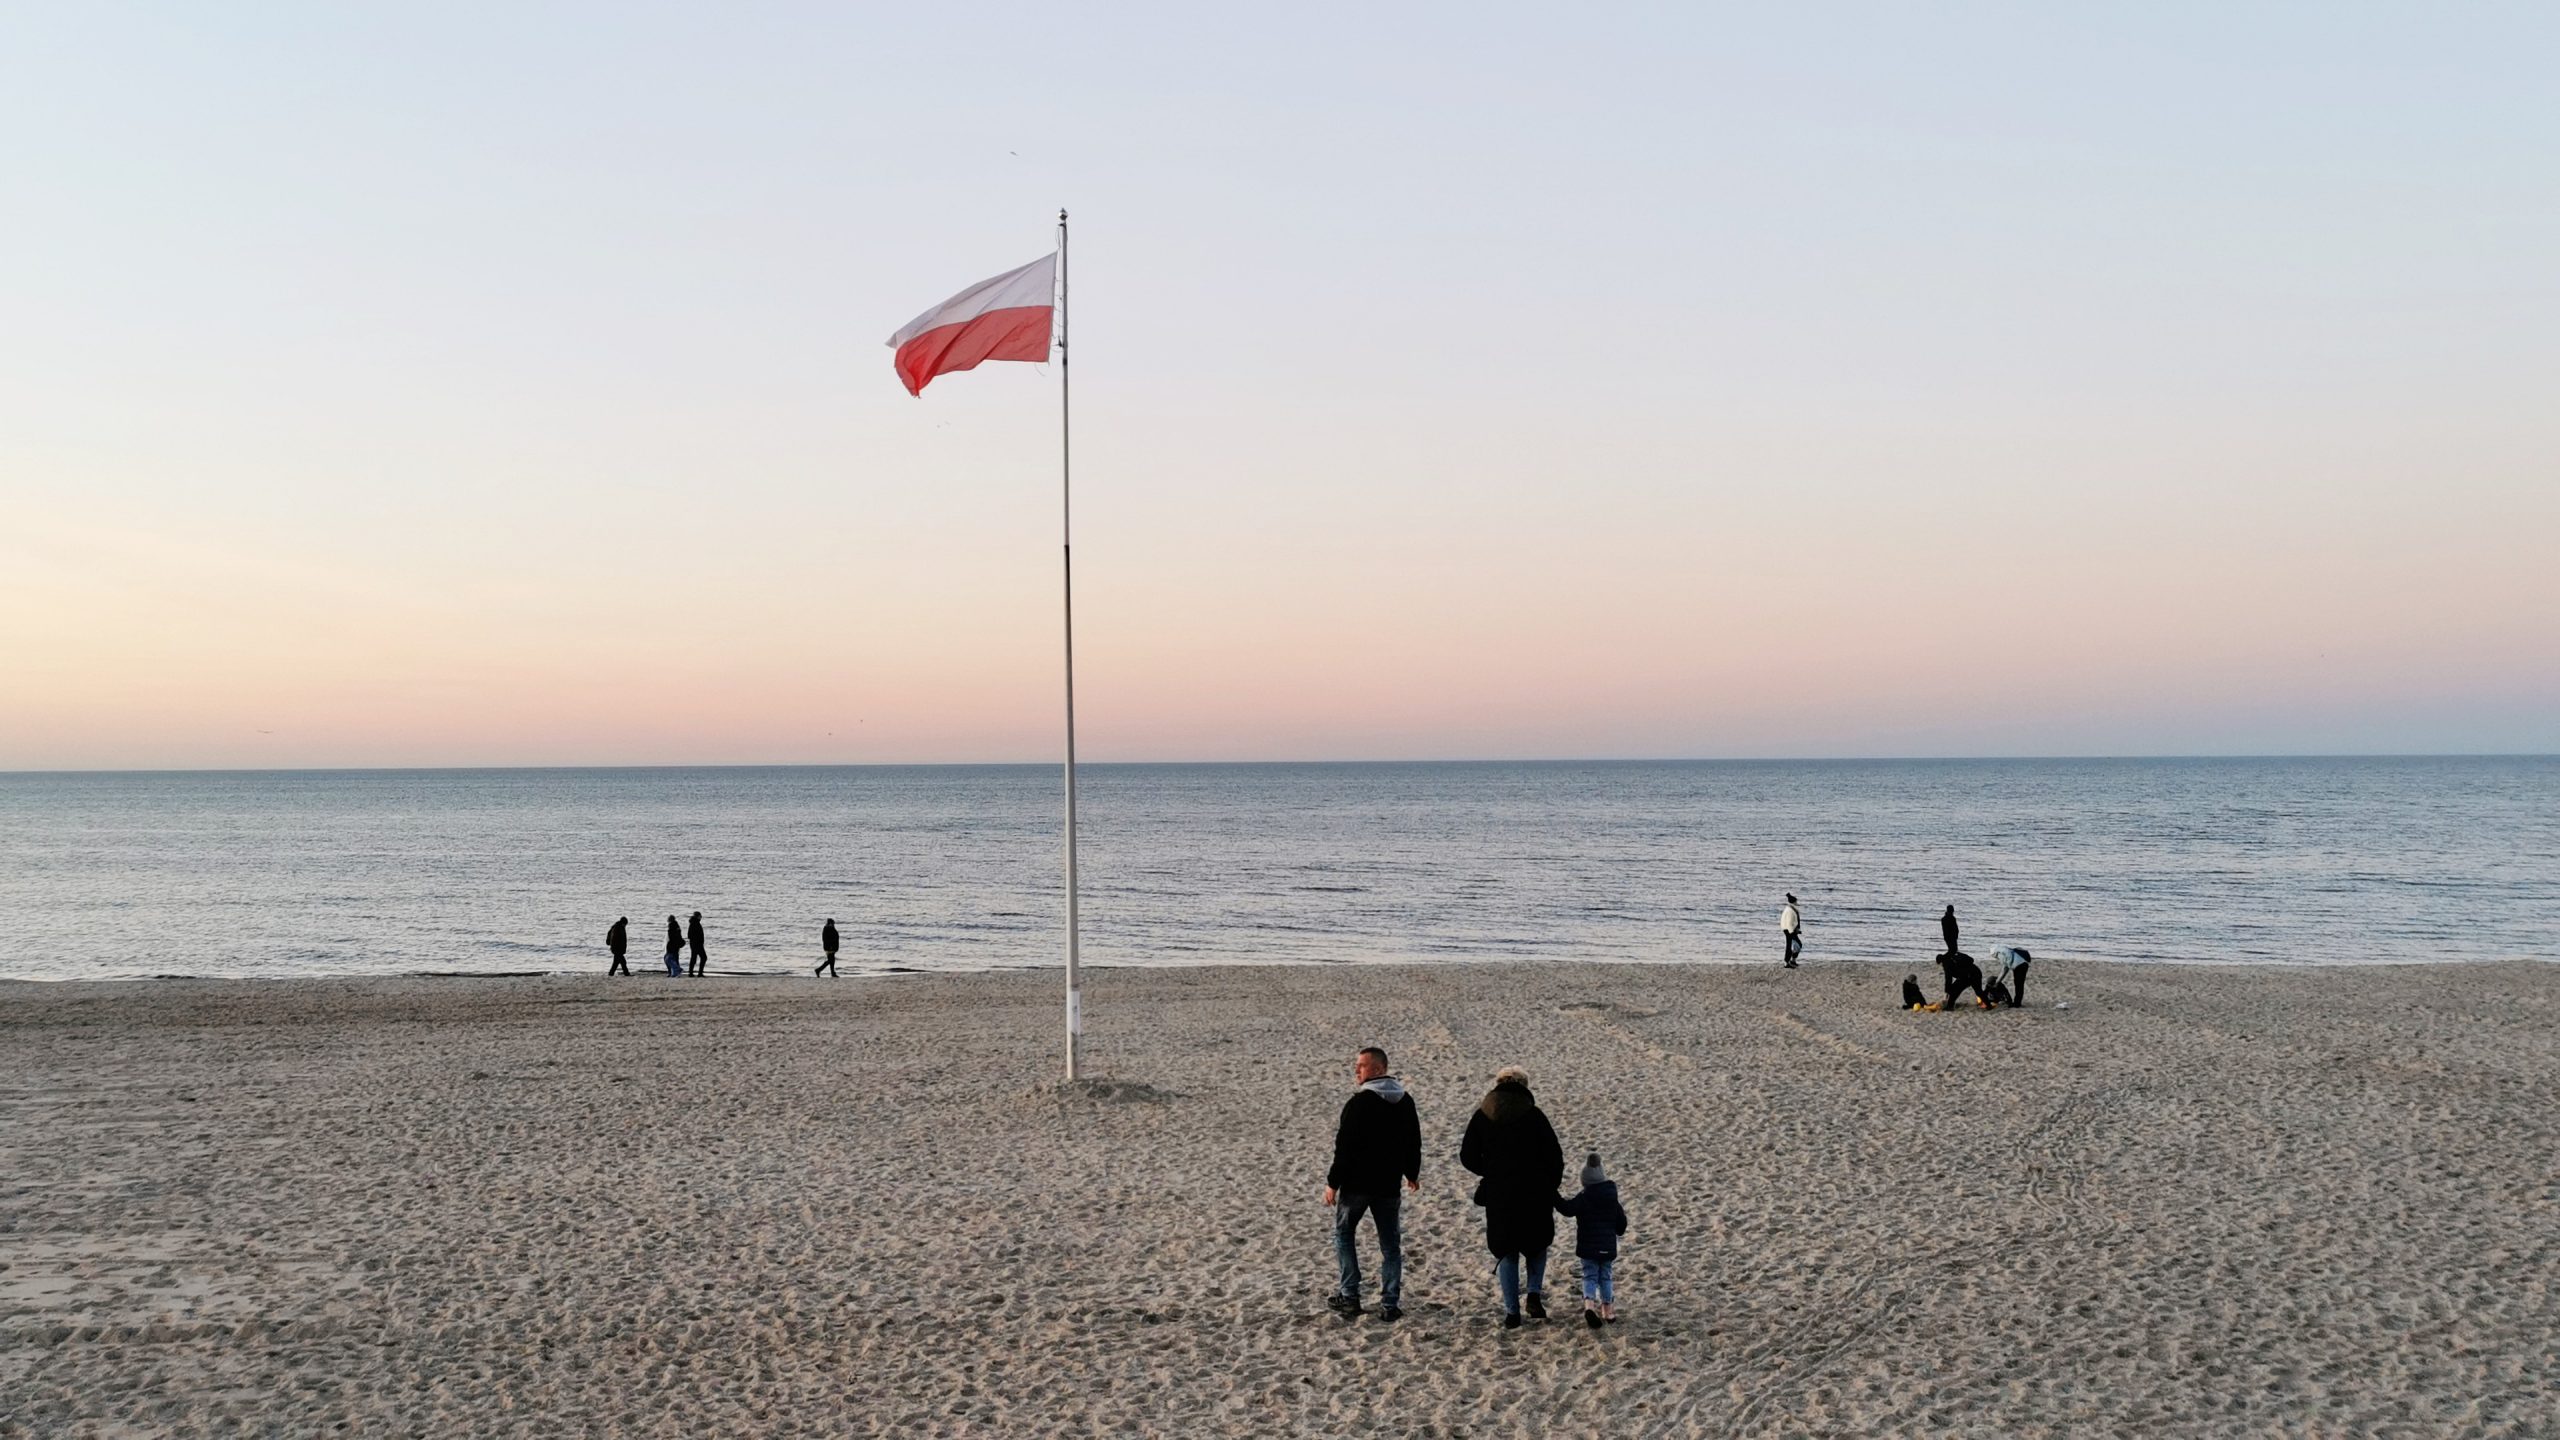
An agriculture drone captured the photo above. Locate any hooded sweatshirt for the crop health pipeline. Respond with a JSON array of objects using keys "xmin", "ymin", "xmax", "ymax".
[{"xmin": 1328, "ymin": 1076, "xmax": 1422, "ymax": 1195}]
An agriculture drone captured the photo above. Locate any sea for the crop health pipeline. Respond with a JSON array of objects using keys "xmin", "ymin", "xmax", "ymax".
[{"xmin": 1, "ymin": 759, "xmax": 2553, "ymax": 982}]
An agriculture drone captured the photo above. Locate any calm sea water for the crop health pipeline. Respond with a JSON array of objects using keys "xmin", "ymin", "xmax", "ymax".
[{"xmin": 1, "ymin": 760, "xmax": 2553, "ymax": 982}]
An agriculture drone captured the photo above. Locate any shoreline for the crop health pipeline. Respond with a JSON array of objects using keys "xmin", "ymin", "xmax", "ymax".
[{"xmin": 6, "ymin": 951, "xmax": 2551, "ymax": 988}]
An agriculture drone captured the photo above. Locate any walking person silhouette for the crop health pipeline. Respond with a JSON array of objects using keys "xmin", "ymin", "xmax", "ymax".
[
  {"xmin": 686, "ymin": 912, "xmax": 707, "ymax": 977},
  {"xmin": 817, "ymin": 919, "xmax": 840, "ymax": 977},
  {"xmin": 662, "ymin": 916, "xmax": 684, "ymax": 976},
  {"xmin": 605, "ymin": 916, "xmax": 629, "ymax": 976},
  {"xmin": 1461, "ymin": 1067, "xmax": 1565, "ymax": 1329},
  {"xmin": 1941, "ymin": 905, "xmax": 1960, "ymax": 955}
]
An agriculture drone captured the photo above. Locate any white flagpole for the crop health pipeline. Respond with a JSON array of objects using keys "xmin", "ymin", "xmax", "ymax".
[{"xmin": 1057, "ymin": 208, "xmax": 1083, "ymax": 1081}]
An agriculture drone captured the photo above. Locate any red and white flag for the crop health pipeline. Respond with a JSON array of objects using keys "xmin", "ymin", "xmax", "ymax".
[{"xmin": 887, "ymin": 253, "xmax": 1056, "ymax": 396}]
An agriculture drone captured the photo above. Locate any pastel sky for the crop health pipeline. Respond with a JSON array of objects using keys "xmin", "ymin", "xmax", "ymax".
[{"xmin": 4, "ymin": 3, "xmax": 2555, "ymax": 768}]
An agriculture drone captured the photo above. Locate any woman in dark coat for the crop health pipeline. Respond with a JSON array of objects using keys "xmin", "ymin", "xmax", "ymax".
[{"xmin": 1459, "ymin": 1067, "xmax": 1565, "ymax": 1327}]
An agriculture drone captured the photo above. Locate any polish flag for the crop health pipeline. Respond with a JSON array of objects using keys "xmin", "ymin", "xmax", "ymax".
[{"xmin": 888, "ymin": 253, "xmax": 1057, "ymax": 396}]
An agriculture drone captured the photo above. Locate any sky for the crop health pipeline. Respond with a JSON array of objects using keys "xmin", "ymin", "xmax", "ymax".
[{"xmin": 3, "ymin": 3, "xmax": 2555, "ymax": 768}]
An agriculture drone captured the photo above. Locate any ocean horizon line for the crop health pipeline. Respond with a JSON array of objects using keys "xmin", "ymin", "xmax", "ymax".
[{"xmin": 7, "ymin": 752, "xmax": 2556, "ymax": 779}]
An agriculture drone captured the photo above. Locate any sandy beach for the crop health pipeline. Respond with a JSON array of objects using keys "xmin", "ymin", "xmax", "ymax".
[{"xmin": 2, "ymin": 959, "xmax": 2552, "ymax": 1437}]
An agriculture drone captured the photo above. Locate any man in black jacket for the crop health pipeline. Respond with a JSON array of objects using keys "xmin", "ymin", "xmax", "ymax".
[{"xmin": 1323, "ymin": 1046, "xmax": 1421, "ymax": 1321}]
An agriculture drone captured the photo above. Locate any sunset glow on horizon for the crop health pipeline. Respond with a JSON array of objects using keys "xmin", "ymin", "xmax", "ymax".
[{"xmin": 5, "ymin": 6, "xmax": 2555, "ymax": 769}]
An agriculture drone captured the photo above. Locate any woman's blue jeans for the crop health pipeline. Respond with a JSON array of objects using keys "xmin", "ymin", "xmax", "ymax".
[{"xmin": 1495, "ymin": 1249, "xmax": 1549, "ymax": 1314}]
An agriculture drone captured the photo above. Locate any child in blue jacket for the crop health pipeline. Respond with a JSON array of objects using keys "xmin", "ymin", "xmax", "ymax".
[{"xmin": 1554, "ymin": 1152, "xmax": 1629, "ymax": 1327}]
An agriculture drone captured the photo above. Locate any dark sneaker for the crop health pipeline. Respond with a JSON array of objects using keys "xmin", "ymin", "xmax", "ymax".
[
  {"xmin": 1525, "ymin": 1293, "xmax": 1547, "ymax": 1320},
  {"xmin": 1585, "ymin": 1308, "xmax": 1603, "ymax": 1329},
  {"xmin": 1501, "ymin": 1312, "xmax": 1523, "ymax": 1330},
  {"xmin": 1378, "ymin": 1305, "xmax": 1402, "ymax": 1322},
  {"xmin": 1327, "ymin": 1294, "xmax": 1361, "ymax": 1318}
]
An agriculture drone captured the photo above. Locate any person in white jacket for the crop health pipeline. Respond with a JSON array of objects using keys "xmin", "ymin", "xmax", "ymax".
[
  {"xmin": 1993, "ymin": 946, "xmax": 2033, "ymax": 1006},
  {"xmin": 1780, "ymin": 894, "xmax": 1803, "ymax": 968}
]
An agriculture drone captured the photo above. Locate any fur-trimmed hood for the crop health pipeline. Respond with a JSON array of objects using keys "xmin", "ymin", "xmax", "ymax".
[{"xmin": 1478, "ymin": 1077, "xmax": 1536, "ymax": 1122}]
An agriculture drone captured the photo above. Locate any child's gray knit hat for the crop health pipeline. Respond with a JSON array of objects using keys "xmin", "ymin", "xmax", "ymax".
[{"xmin": 1582, "ymin": 1152, "xmax": 1605, "ymax": 1186}]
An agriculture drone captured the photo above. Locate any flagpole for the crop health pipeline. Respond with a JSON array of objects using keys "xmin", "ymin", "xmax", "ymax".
[{"xmin": 1057, "ymin": 207, "xmax": 1083, "ymax": 1082}]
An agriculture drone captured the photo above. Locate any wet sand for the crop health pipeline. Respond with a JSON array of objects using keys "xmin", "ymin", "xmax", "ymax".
[{"xmin": 2, "ymin": 960, "xmax": 2553, "ymax": 1437}]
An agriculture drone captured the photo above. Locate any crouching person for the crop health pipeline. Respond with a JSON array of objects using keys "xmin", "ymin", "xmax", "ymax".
[
  {"xmin": 1324, "ymin": 1046, "xmax": 1421, "ymax": 1322},
  {"xmin": 1994, "ymin": 945, "xmax": 2034, "ymax": 1006},
  {"xmin": 1936, "ymin": 949, "xmax": 1990, "ymax": 1009}
]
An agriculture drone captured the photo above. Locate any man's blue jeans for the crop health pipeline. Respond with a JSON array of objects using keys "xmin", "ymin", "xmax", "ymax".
[
  {"xmin": 1496, "ymin": 1249, "xmax": 1549, "ymax": 1314},
  {"xmin": 1334, "ymin": 1190, "xmax": 1403, "ymax": 1308}
]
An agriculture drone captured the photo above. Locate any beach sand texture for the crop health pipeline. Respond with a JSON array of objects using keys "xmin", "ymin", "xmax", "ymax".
[{"xmin": 2, "ymin": 961, "xmax": 2553, "ymax": 1437}]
